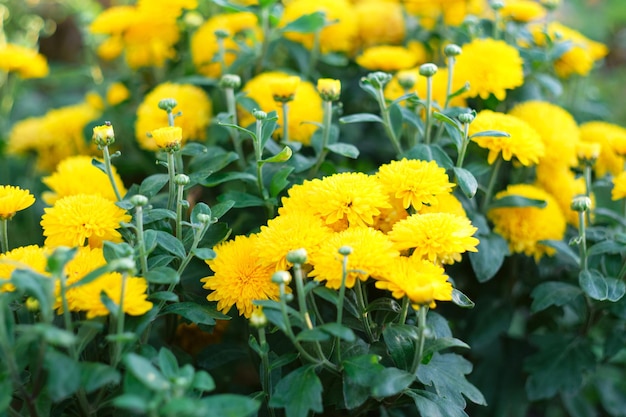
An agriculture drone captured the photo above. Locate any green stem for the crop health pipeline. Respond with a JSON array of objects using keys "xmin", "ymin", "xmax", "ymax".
[
  {"xmin": 176, "ymin": 221, "xmax": 210, "ymax": 276},
  {"xmin": 311, "ymin": 100, "xmax": 333, "ymax": 176},
  {"xmin": 0, "ymin": 218, "xmax": 8, "ymax": 253},
  {"xmin": 410, "ymin": 306, "xmax": 428, "ymax": 375},
  {"xmin": 293, "ymin": 263, "xmax": 313, "ymax": 329},
  {"xmin": 456, "ymin": 123, "xmax": 471, "ymax": 168},
  {"xmin": 135, "ymin": 206, "xmax": 149, "ymax": 279},
  {"xmin": 254, "ymin": 119, "xmax": 268, "ymax": 200},
  {"xmin": 578, "ymin": 210, "xmax": 588, "ymax": 272},
  {"xmin": 166, "ymin": 152, "xmax": 176, "ymax": 211},
  {"xmin": 354, "ymin": 280, "xmax": 376, "ymax": 343},
  {"xmin": 493, "ymin": 10, "xmax": 501, "ymax": 40},
  {"xmin": 255, "ymin": 7, "xmax": 271, "ymax": 73},
  {"xmin": 175, "ymin": 183, "xmax": 185, "ymax": 239},
  {"xmin": 444, "ymin": 56, "xmax": 456, "ymax": 110},
  {"xmin": 397, "ymin": 296, "xmax": 409, "ymax": 324},
  {"xmin": 583, "ymin": 164, "xmax": 593, "ymax": 226},
  {"xmin": 258, "ymin": 327, "xmax": 277, "ymax": 417},
  {"xmin": 217, "ymin": 36, "xmax": 227, "ymax": 76},
  {"xmin": 112, "ymin": 272, "xmax": 128, "ymax": 367},
  {"xmin": 480, "ymin": 156, "xmax": 503, "ymax": 213},
  {"xmin": 225, "ymin": 86, "xmax": 246, "ymax": 169},
  {"xmin": 305, "ymin": 29, "xmax": 321, "ymax": 79},
  {"xmin": 334, "ymin": 253, "xmax": 350, "ymax": 363},
  {"xmin": 58, "ymin": 270, "xmax": 74, "ymax": 333},
  {"xmin": 281, "ymin": 102, "xmax": 290, "ymax": 144},
  {"xmin": 376, "ymin": 86, "xmax": 403, "ymax": 156},
  {"xmin": 424, "ymin": 76, "xmax": 434, "ymax": 145},
  {"xmin": 102, "ymin": 145, "xmax": 123, "ymax": 201}
]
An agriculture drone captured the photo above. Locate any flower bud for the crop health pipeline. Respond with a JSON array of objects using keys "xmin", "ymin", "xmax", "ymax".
[
  {"xmin": 396, "ymin": 70, "xmax": 417, "ymax": 90},
  {"xmin": 151, "ymin": 126, "xmax": 182, "ymax": 152},
  {"xmin": 286, "ymin": 248, "xmax": 307, "ymax": 265},
  {"xmin": 458, "ymin": 112, "xmax": 475, "ymax": 124},
  {"xmin": 249, "ymin": 307, "xmax": 267, "ymax": 328},
  {"xmin": 183, "ymin": 11, "xmax": 204, "ymax": 28},
  {"xmin": 110, "ymin": 257, "xmax": 137, "ymax": 275},
  {"xmin": 576, "ymin": 142, "xmax": 601, "ymax": 165},
  {"xmin": 253, "ymin": 109, "xmax": 267, "ymax": 120},
  {"xmin": 130, "ymin": 194, "xmax": 149, "ymax": 207},
  {"xmin": 444, "ymin": 44, "xmax": 462, "ymax": 58},
  {"xmin": 25, "ymin": 297, "xmax": 40, "ymax": 312},
  {"xmin": 175, "ymin": 174, "xmax": 190, "ymax": 186},
  {"xmin": 571, "ymin": 195, "xmax": 592, "ymax": 212},
  {"xmin": 317, "ymin": 78, "xmax": 341, "ymax": 101},
  {"xmin": 219, "ymin": 74, "xmax": 241, "ymax": 90},
  {"xmin": 364, "ymin": 71, "xmax": 392, "ymax": 89},
  {"xmin": 214, "ymin": 29, "xmax": 230, "ymax": 39},
  {"xmin": 93, "ymin": 122, "xmax": 115, "ymax": 148},
  {"xmin": 158, "ymin": 98, "xmax": 178, "ymax": 113},
  {"xmin": 419, "ymin": 63, "xmax": 438, "ymax": 77},
  {"xmin": 196, "ymin": 213, "xmax": 212, "ymax": 225},
  {"xmin": 489, "ymin": 0, "xmax": 504, "ymax": 11},
  {"xmin": 270, "ymin": 76, "xmax": 300, "ymax": 103},
  {"xmin": 272, "ymin": 270, "xmax": 292, "ymax": 285},
  {"xmin": 540, "ymin": 0, "xmax": 560, "ymax": 11},
  {"xmin": 338, "ymin": 246, "xmax": 353, "ymax": 256}
]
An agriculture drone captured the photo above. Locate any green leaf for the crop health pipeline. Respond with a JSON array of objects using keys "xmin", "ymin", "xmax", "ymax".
[
  {"xmin": 342, "ymin": 354, "xmax": 384, "ymax": 386},
  {"xmin": 579, "ymin": 269, "xmax": 608, "ymax": 301},
  {"xmin": 192, "ymin": 370, "xmax": 216, "ymax": 392},
  {"xmin": 594, "ymin": 365, "xmax": 626, "ymax": 416},
  {"xmin": 142, "ymin": 208, "xmax": 176, "ymax": 224},
  {"xmin": 296, "ymin": 327, "xmax": 331, "ymax": 342},
  {"xmin": 149, "ymin": 291, "xmax": 179, "ymax": 302},
  {"xmin": 153, "ymin": 230, "xmax": 186, "ymax": 259},
  {"xmin": 339, "ymin": 113, "xmax": 384, "ymax": 124},
  {"xmin": 605, "ymin": 277, "xmax": 626, "ymax": 302},
  {"xmin": 80, "ymin": 362, "xmax": 121, "ymax": 393},
  {"xmin": 317, "ymin": 322, "xmax": 356, "ymax": 341},
  {"xmin": 280, "ymin": 11, "xmax": 326, "ymax": 33},
  {"xmin": 541, "ymin": 239, "xmax": 581, "ymax": 267},
  {"xmin": 416, "ymin": 353, "xmax": 486, "ymax": 406},
  {"xmin": 211, "ymin": 201, "xmax": 235, "ymax": 219},
  {"xmin": 31, "ymin": 323, "xmax": 76, "ymax": 348},
  {"xmin": 161, "ymin": 302, "xmax": 230, "ymax": 324},
  {"xmin": 524, "ymin": 335, "xmax": 595, "ymax": 401},
  {"xmin": 451, "ymin": 289, "xmax": 474, "ymax": 308},
  {"xmin": 488, "ymin": 195, "xmax": 547, "ymax": 209},
  {"xmin": 263, "ymin": 146, "xmax": 293, "ymax": 165},
  {"xmin": 402, "ymin": 144, "xmax": 454, "ymax": 169},
  {"xmin": 202, "ymin": 172, "xmax": 258, "ymax": 187},
  {"xmin": 218, "ymin": 191, "xmax": 266, "ymax": 208},
  {"xmin": 453, "ymin": 167, "xmax": 478, "ymax": 199},
  {"xmin": 260, "ymin": 111, "xmax": 279, "ymax": 149},
  {"xmin": 145, "ymin": 266, "xmax": 180, "ymax": 285},
  {"xmin": 433, "ymin": 112, "xmax": 462, "ymax": 134},
  {"xmin": 192, "ymin": 247, "xmax": 217, "ymax": 261},
  {"xmin": 269, "ymin": 166, "xmax": 294, "ymax": 198},
  {"xmin": 530, "ymin": 281, "xmax": 582, "ymax": 313},
  {"xmin": 10, "ymin": 269, "xmax": 55, "ymax": 322},
  {"xmin": 422, "ymin": 337, "xmax": 470, "ymax": 360},
  {"xmin": 112, "ymin": 394, "xmax": 149, "ymax": 413},
  {"xmin": 44, "ymin": 349, "xmax": 81, "ymax": 401},
  {"xmin": 0, "ymin": 375, "xmax": 12, "ymax": 412},
  {"xmin": 382, "ymin": 324, "xmax": 417, "ymax": 370},
  {"xmin": 587, "ymin": 239, "xmax": 626, "ymax": 257},
  {"xmin": 469, "ymin": 232, "xmax": 509, "ymax": 282},
  {"xmin": 139, "ymin": 174, "xmax": 168, "ymax": 198},
  {"xmin": 389, "ymin": 102, "xmax": 404, "ymax": 140},
  {"xmin": 124, "ymin": 353, "xmax": 170, "ymax": 391},
  {"xmin": 371, "ymin": 367, "xmax": 415, "ymax": 398},
  {"xmin": 469, "ymin": 130, "xmax": 511, "ymax": 139},
  {"xmin": 406, "ymin": 389, "xmax": 470, "ymax": 417},
  {"xmin": 201, "ymin": 394, "xmax": 260, "ymax": 417},
  {"xmin": 270, "ymin": 365, "xmax": 323, "ymax": 417},
  {"xmin": 326, "ymin": 143, "xmax": 360, "ymax": 159},
  {"xmin": 158, "ymin": 348, "xmax": 179, "ymax": 379}
]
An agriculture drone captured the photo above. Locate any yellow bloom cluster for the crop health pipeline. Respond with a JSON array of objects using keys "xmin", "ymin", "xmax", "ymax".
[
  {"xmin": 0, "ymin": 43, "xmax": 49, "ymax": 79},
  {"xmin": 0, "ymin": 185, "xmax": 35, "ymax": 220}
]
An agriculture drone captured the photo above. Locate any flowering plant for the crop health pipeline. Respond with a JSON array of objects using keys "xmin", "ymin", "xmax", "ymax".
[{"xmin": 2, "ymin": 0, "xmax": 626, "ymax": 416}]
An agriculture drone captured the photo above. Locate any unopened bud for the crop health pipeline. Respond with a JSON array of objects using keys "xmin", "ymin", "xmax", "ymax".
[
  {"xmin": 253, "ymin": 109, "xmax": 267, "ymax": 120},
  {"xmin": 571, "ymin": 195, "xmax": 592, "ymax": 212},
  {"xmin": 219, "ymin": 74, "xmax": 241, "ymax": 90},
  {"xmin": 174, "ymin": 174, "xmax": 190, "ymax": 186},
  {"xmin": 196, "ymin": 213, "xmax": 212, "ymax": 225},
  {"xmin": 130, "ymin": 194, "xmax": 149, "ymax": 207},
  {"xmin": 270, "ymin": 76, "xmax": 300, "ymax": 103},
  {"xmin": 272, "ymin": 270, "xmax": 292, "ymax": 285},
  {"xmin": 151, "ymin": 126, "xmax": 182, "ymax": 152},
  {"xmin": 444, "ymin": 44, "xmax": 462, "ymax": 58},
  {"xmin": 214, "ymin": 29, "xmax": 229, "ymax": 39},
  {"xmin": 396, "ymin": 70, "xmax": 417, "ymax": 90},
  {"xmin": 249, "ymin": 307, "xmax": 267, "ymax": 328},
  {"xmin": 419, "ymin": 63, "xmax": 438, "ymax": 77},
  {"xmin": 93, "ymin": 122, "xmax": 115, "ymax": 148},
  {"xmin": 364, "ymin": 71, "xmax": 392, "ymax": 89},
  {"xmin": 158, "ymin": 98, "xmax": 178, "ymax": 113},
  {"xmin": 489, "ymin": 0, "xmax": 504, "ymax": 11},
  {"xmin": 25, "ymin": 297, "xmax": 39, "ymax": 311},
  {"xmin": 286, "ymin": 248, "xmax": 307, "ymax": 265},
  {"xmin": 109, "ymin": 257, "xmax": 137, "ymax": 275},
  {"xmin": 338, "ymin": 246, "xmax": 353, "ymax": 256},
  {"xmin": 458, "ymin": 112, "xmax": 475, "ymax": 124},
  {"xmin": 317, "ymin": 78, "xmax": 341, "ymax": 101}
]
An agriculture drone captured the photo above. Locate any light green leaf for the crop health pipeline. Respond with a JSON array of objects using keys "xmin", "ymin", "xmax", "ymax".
[
  {"xmin": 339, "ymin": 113, "xmax": 385, "ymax": 124},
  {"xmin": 326, "ymin": 143, "xmax": 360, "ymax": 159},
  {"xmin": 579, "ymin": 269, "xmax": 608, "ymax": 301},
  {"xmin": 453, "ymin": 167, "xmax": 478, "ymax": 199},
  {"xmin": 270, "ymin": 365, "xmax": 323, "ymax": 417},
  {"xmin": 530, "ymin": 281, "xmax": 582, "ymax": 313}
]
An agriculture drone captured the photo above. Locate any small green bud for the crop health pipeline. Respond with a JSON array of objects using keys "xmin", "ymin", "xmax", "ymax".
[
  {"xmin": 444, "ymin": 44, "xmax": 462, "ymax": 58},
  {"xmin": 338, "ymin": 246, "xmax": 353, "ymax": 256},
  {"xmin": 286, "ymin": 248, "xmax": 307, "ymax": 265},
  {"xmin": 130, "ymin": 194, "xmax": 149, "ymax": 207},
  {"xmin": 109, "ymin": 257, "xmax": 137, "ymax": 275},
  {"xmin": 363, "ymin": 71, "xmax": 392, "ymax": 89},
  {"xmin": 174, "ymin": 174, "xmax": 190, "ymax": 186},
  {"xmin": 272, "ymin": 270, "xmax": 292, "ymax": 285},
  {"xmin": 458, "ymin": 112, "xmax": 475, "ymax": 124},
  {"xmin": 571, "ymin": 195, "xmax": 592, "ymax": 212},
  {"xmin": 396, "ymin": 70, "xmax": 417, "ymax": 90},
  {"xmin": 219, "ymin": 74, "xmax": 241, "ymax": 90},
  {"xmin": 249, "ymin": 308, "xmax": 268, "ymax": 328},
  {"xmin": 214, "ymin": 29, "xmax": 229, "ymax": 39},
  {"xmin": 541, "ymin": 0, "xmax": 560, "ymax": 12},
  {"xmin": 196, "ymin": 213, "xmax": 212, "ymax": 225},
  {"xmin": 419, "ymin": 63, "xmax": 438, "ymax": 77},
  {"xmin": 158, "ymin": 98, "xmax": 178, "ymax": 113},
  {"xmin": 489, "ymin": 0, "xmax": 504, "ymax": 11},
  {"xmin": 253, "ymin": 109, "xmax": 267, "ymax": 120}
]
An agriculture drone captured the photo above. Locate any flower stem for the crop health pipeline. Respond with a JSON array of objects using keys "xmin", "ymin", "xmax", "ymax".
[
  {"xmin": 254, "ymin": 119, "xmax": 268, "ymax": 200},
  {"xmin": 578, "ymin": 210, "xmax": 588, "ymax": 271},
  {"xmin": 481, "ymin": 156, "xmax": 503, "ymax": 213},
  {"xmin": 257, "ymin": 326, "xmax": 277, "ymax": 417},
  {"xmin": 293, "ymin": 262, "xmax": 313, "ymax": 329},
  {"xmin": 410, "ymin": 306, "xmax": 428, "ymax": 375},
  {"xmin": 375, "ymin": 86, "xmax": 403, "ymax": 156},
  {"xmin": 281, "ymin": 102, "xmax": 290, "ymax": 144},
  {"xmin": 355, "ymin": 279, "xmax": 376, "ymax": 343},
  {"xmin": 134, "ymin": 205, "xmax": 149, "ymax": 279},
  {"xmin": 166, "ymin": 152, "xmax": 176, "ymax": 211},
  {"xmin": 397, "ymin": 296, "xmax": 410, "ymax": 324},
  {"xmin": 102, "ymin": 145, "xmax": 123, "ymax": 201},
  {"xmin": 424, "ymin": 76, "xmax": 434, "ymax": 145},
  {"xmin": 0, "ymin": 219, "xmax": 8, "ymax": 253},
  {"xmin": 175, "ymin": 183, "xmax": 185, "ymax": 239},
  {"xmin": 311, "ymin": 100, "xmax": 333, "ymax": 176},
  {"xmin": 583, "ymin": 164, "xmax": 593, "ymax": 226},
  {"xmin": 225, "ymin": 86, "xmax": 246, "ymax": 169},
  {"xmin": 456, "ymin": 122, "xmax": 471, "ymax": 168},
  {"xmin": 112, "ymin": 272, "xmax": 128, "ymax": 367}
]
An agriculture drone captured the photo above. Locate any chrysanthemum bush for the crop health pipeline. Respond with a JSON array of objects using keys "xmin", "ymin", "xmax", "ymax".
[{"xmin": 2, "ymin": 0, "xmax": 626, "ymax": 416}]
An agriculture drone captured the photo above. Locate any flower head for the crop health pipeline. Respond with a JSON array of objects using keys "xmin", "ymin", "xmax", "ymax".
[
  {"xmin": 469, "ymin": 110, "xmax": 545, "ymax": 166},
  {"xmin": 488, "ymin": 184, "xmax": 566, "ymax": 261},
  {"xmin": 388, "ymin": 212, "xmax": 479, "ymax": 265},
  {"xmin": 309, "ymin": 227, "xmax": 399, "ymax": 289},
  {"xmin": 355, "ymin": 1, "xmax": 405, "ymax": 48},
  {"xmin": 270, "ymin": 76, "xmax": 300, "ymax": 103},
  {"xmin": 499, "ymin": 0, "xmax": 546, "ymax": 22},
  {"xmin": 135, "ymin": 83, "xmax": 212, "ymax": 151},
  {"xmin": 202, "ymin": 234, "xmax": 280, "ymax": 318},
  {"xmin": 454, "ymin": 38, "xmax": 524, "ymax": 100},
  {"xmin": 0, "ymin": 185, "xmax": 35, "ymax": 220},
  {"xmin": 42, "ymin": 155, "xmax": 126, "ymax": 205},
  {"xmin": 375, "ymin": 257, "xmax": 452, "ymax": 309},
  {"xmin": 151, "ymin": 126, "xmax": 183, "ymax": 152},
  {"xmin": 377, "ymin": 158, "xmax": 455, "ymax": 210},
  {"xmin": 41, "ymin": 194, "xmax": 131, "ymax": 248},
  {"xmin": 238, "ymin": 72, "xmax": 322, "ymax": 145},
  {"xmin": 535, "ymin": 163, "xmax": 586, "ymax": 227},
  {"xmin": 356, "ymin": 45, "xmax": 422, "ymax": 72},
  {"xmin": 317, "ymin": 78, "xmax": 341, "ymax": 101},
  {"xmin": 106, "ymin": 82, "xmax": 131, "ymax": 106},
  {"xmin": 0, "ymin": 245, "xmax": 49, "ymax": 292},
  {"xmin": 0, "ymin": 43, "xmax": 49, "ymax": 78},
  {"xmin": 385, "ymin": 66, "xmax": 466, "ymax": 108},
  {"xmin": 579, "ymin": 121, "xmax": 626, "ymax": 177},
  {"xmin": 612, "ymin": 171, "xmax": 626, "ymax": 201}
]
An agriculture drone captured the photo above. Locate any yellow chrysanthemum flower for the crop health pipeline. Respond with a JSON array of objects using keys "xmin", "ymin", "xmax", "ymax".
[
  {"xmin": 388, "ymin": 212, "xmax": 479, "ymax": 265},
  {"xmin": 0, "ymin": 245, "xmax": 49, "ymax": 292},
  {"xmin": 454, "ymin": 38, "xmax": 524, "ymax": 100},
  {"xmin": 317, "ymin": 78, "xmax": 342, "ymax": 101},
  {"xmin": 579, "ymin": 121, "xmax": 626, "ymax": 177},
  {"xmin": 306, "ymin": 172, "xmax": 392, "ymax": 229},
  {"xmin": 280, "ymin": 0, "xmax": 358, "ymax": 54},
  {"xmin": 269, "ymin": 76, "xmax": 301, "ymax": 102},
  {"xmin": 0, "ymin": 185, "xmax": 35, "ymax": 220},
  {"xmin": 238, "ymin": 72, "xmax": 323, "ymax": 145},
  {"xmin": 612, "ymin": 171, "xmax": 626, "ymax": 201},
  {"xmin": 377, "ymin": 158, "xmax": 455, "ymax": 210},
  {"xmin": 255, "ymin": 212, "xmax": 335, "ymax": 271},
  {"xmin": 403, "ymin": 0, "xmax": 484, "ymax": 28},
  {"xmin": 202, "ymin": 234, "xmax": 280, "ymax": 319},
  {"xmin": 488, "ymin": 184, "xmax": 566, "ymax": 261},
  {"xmin": 469, "ymin": 110, "xmax": 545, "ymax": 166},
  {"xmin": 372, "ymin": 197, "xmax": 409, "ymax": 234},
  {"xmin": 309, "ymin": 227, "xmax": 399, "ymax": 289},
  {"xmin": 509, "ymin": 100, "xmax": 580, "ymax": 168},
  {"xmin": 499, "ymin": 0, "xmax": 546, "ymax": 22},
  {"xmin": 191, "ymin": 12, "xmax": 262, "ymax": 78},
  {"xmin": 384, "ymin": 66, "xmax": 466, "ymax": 108},
  {"xmin": 151, "ymin": 126, "xmax": 183, "ymax": 152},
  {"xmin": 7, "ymin": 100, "xmax": 102, "ymax": 172},
  {"xmin": 375, "ymin": 257, "xmax": 452, "ymax": 309},
  {"xmin": 64, "ymin": 247, "xmax": 152, "ymax": 318},
  {"xmin": 417, "ymin": 192, "xmax": 467, "ymax": 218},
  {"xmin": 41, "ymin": 155, "xmax": 126, "ymax": 205},
  {"xmin": 40, "ymin": 194, "xmax": 131, "ymax": 248},
  {"xmin": 531, "ymin": 22, "xmax": 608, "ymax": 78},
  {"xmin": 535, "ymin": 163, "xmax": 587, "ymax": 227},
  {"xmin": 135, "ymin": 83, "xmax": 212, "ymax": 151},
  {"xmin": 0, "ymin": 43, "xmax": 49, "ymax": 78},
  {"xmin": 355, "ymin": 0, "xmax": 405, "ymax": 48},
  {"xmin": 356, "ymin": 45, "xmax": 421, "ymax": 72},
  {"xmin": 106, "ymin": 82, "xmax": 131, "ymax": 106}
]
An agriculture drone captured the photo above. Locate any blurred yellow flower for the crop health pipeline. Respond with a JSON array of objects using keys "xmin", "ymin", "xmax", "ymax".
[
  {"xmin": 0, "ymin": 245, "xmax": 49, "ymax": 292},
  {"xmin": 403, "ymin": 0, "xmax": 485, "ymax": 29},
  {"xmin": 535, "ymin": 163, "xmax": 587, "ymax": 227},
  {"xmin": 612, "ymin": 171, "xmax": 626, "ymax": 201},
  {"xmin": 41, "ymin": 194, "xmax": 131, "ymax": 248},
  {"xmin": 469, "ymin": 110, "xmax": 545, "ymax": 166},
  {"xmin": 135, "ymin": 82, "xmax": 212, "ymax": 151},
  {"xmin": 0, "ymin": 43, "xmax": 49, "ymax": 78},
  {"xmin": 106, "ymin": 82, "xmax": 130, "ymax": 106},
  {"xmin": 355, "ymin": 0, "xmax": 405, "ymax": 48},
  {"xmin": 388, "ymin": 212, "xmax": 479, "ymax": 265},
  {"xmin": 455, "ymin": 38, "xmax": 524, "ymax": 100},
  {"xmin": 375, "ymin": 257, "xmax": 452, "ymax": 309},
  {"xmin": 41, "ymin": 155, "xmax": 126, "ymax": 205},
  {"xmin": 488, "ymin": 184, "xmax": 566, "ymax": 261},
  {"xmin": 280, "ymin": 0, "xmax": 358, "ymax": 54},
  {"xmin": 317, "ymin": 78, "xmax": 342, "ymax": 101},
  {"xmin": 579, "ymin": 121, "xmax": 626, "ymax": 177},
  {"xmin": 377, "ymin": 158, "xmax": 455, "ymax": 210},
  {"xmin": 202, "ymin": 234, "xmax": 280, "ymax": 318},
  {"xmin": 499, "ymin": 0, "xmax": 546, "ymax": 22},
  {"xmin": 385, "ymin": 66, "xmax": 466, "ymax": 108},
  {"xmin": 0, "ymin": 185, "xmax": 35, "ymax": 220},
  {"xmin": 309, "ymin": 226, "xmax": 399, "ymax": 289},
  {"xmin": 356, "ymin": 45, "xmax": 422, "ymax": 72},
  {"xmin": 238, "ymin": 72, "xmax": 322, "ymax": 145}
]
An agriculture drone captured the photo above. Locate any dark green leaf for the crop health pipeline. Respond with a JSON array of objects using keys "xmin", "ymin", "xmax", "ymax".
[
  {"xmin": 211, "ymin": 201, "xmax": 235, "ymax": 219},
  {"xmin": 44, "ymin": 349, "xmax": 81, "ymax": 401},
  {"xmin": 192, "ymin": 247, "xmax": 217, "ymax": 261},
  {"xmin": 451, "ymin": 289, "xmax": 474, "ymax": 308},
  {"xmin": 149, "ymin": 291, "xmax": 179, "ymax": 302},
  {"xmin": 143, "ymin": 208, "xmax": 176, "ymax": 224},
  {"xmin": 488, "ymin": 195, "xmax": 547, "ymax": 209},
  {"xmin": 260, "ymin": 111, "xmax": 279, "ymax": 149},
  {"xmin": 154, "ymin": 230, "xmax": 186, "ymax": 259},
  {"xmin": 80, "ymin": 362, "xmax": 121, "ymax": 393},
  {"xmin": 192, "ymin": 370, "xmax": 216, "ymax": 392},
  {"xmin": 124, "ymin": 353, "xmax": 170, "ymax": 391},
  {"xmin": 453, "ymin": 167, "xmax": 478, "ymax": 199},
  {"xmin": 402, "ymin": 144, "xmax": 454, "ymax": 169},
  {"xmin": 422, "ymin": 337, "xmax": 470, "ymax": 359},
  {"xmin": 605, "ymin": 277, "xmax": 626, "ymax": 302},
  {"xmin": 112, "ymin": 394, "xmax": 149, "ymax": 413},
  {"xmin": 139, "ymin": 174, "xmax": 168, "ymax": 198},
  {"xmin": 191, "ymin": 202, "xmax": 211, "ymax": 224},
  {"xmin": 158, "ymin": 348, "xmax": 179, "ymax": 379},
  {"xmin": 161, "ymin": 302, "xmax": 230, "ymax": 324},
  {"xmin": 270, "ymin": 166, "xmax": 294, "ymax": 198},
  {"xmin": 202, "ymin": 172, "xmax": 258, "ymax": 187},
  {"xmin": 218, "ymin": 191, "xmax": 266, "ymax": 208},
  {"xmin": 339, "ymin": 113, "xmax": 385, "ymax": 124},
  {"xmin": 383, "ymin": 324, "xmax": 417, "ymax": 370},
  {"xmin": 541, "ymin": 239, "xmax": 581, "ymax": 267},
  {"xmin": 10, "ymin": 269, "xmax": 55, "ymax": 322},
  {"xmin": 280, "ymin": 11, "xmax": 326, "ymax": 33},
  {"xmin": 530, "ymin": 281, "xmax": 582, "ymax": 313},
  {"xmin": 342, "ymin": 354, "xmax": 384, "ymax": 386},
  {"xmin": 579, "ymin": 269, "xmax": 608, "ymax": 301},
  {"xmin": 469, "ymin": 130, "xmax": 511, "ymax": 139},
  {"xmin": 588, "ymin": 240, "xmax": 626, "ymax": 257},
  {"xmin": 406, "ymin": 389, "xmax": 469, "ymax": 417},
  {"xmin": 145, "ymin": 266, "xmax": 180, "ymax": 285},
  {"xmin": 317, "ymin": 322, "xmax": 356, "ymax": 341},
  {"xmin": 326, "ymin": 143, "xmax": 360, "ymax": 159},
  {"xmin": 296, "ymin": 327, "xmax": 331, "ymax": 342},
  {"xmin": 469, "ymin": 232, "xmax": 509, "ymax": 282},
  {"xmin": 371, "ymin": 367, "xmax": 415, "ymax": 398},
  {"xmin": 389, "ymin": 102, "xmax": 404, "ymax": 141},
  {"xmin": 0, "ymin": 375, "xmax": 12, "ymax": 412},
  {"xmin": 270, "ymin": 365, "xmax": 323, "ymax": 417},
  {"xmin": 433, "ymin": 112, "xmax": 462, "ymax": 133},
  {"xmin": 32, "ymin": 323, "xmax": 76, "ymax": 348},
  {"xmin": 202, "ymin": 394, "xmax": 260, "ymax": 417}
]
